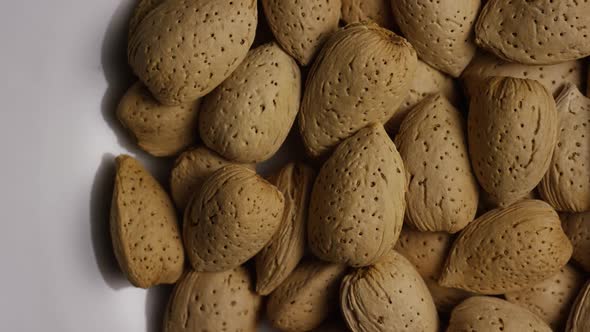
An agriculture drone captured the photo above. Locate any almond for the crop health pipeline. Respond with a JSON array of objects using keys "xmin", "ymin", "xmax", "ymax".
[
  {"xmin": 391, "ymin": 0, "xmax": 481, "ymax": 77},
  {"xmin": 439, "ymin": 200, "xmax": 573, "ymax": 295},
  {"xmin": 299, "ymin": 23, "xmax": 417, "ymax": 158},
  {"xmin": 341, "ymin": 0, "xmax": 394, "ymax": 29},
  {"xmin": 261, "ymin": 0, "xmax": 341, "ymax": 66},
  {"xmin": 183, "ymin": 165, "xmax": 284, "ymax": 272},
  {"xmin": 341, "ymin": 251, "xmax": 439, "ymax": 332},
  {"xmin": 447, "ymin": 296, "xmax": 552, "ymax": 332},
  {"xmin": 255, "ymin": 163, "xmax": 315, "ymax": 296},
  {"xmin": 163, "ymin": 267, "xmax": 261, "ymax": 332},
  {"xmin": 110, "ymin": 155, "xmax": 184, "ymax": 288},
  {"xmin": 266, "ymin": 259, "xmax": 347, "ymax": 332},
  {"xmin": 468, "ymin": 76, "xmax": 558, "ymax": 207},
  {"xmin": 561, "ymin": 211, "xmax": 590, "ymax": 273},
  {"xmin": 308, "ymin": 124, "xmax": 406, "ymax": 267},
  {"xmin": 539, "ymin": 84, "xmax": 590, "ymax": 213},
  {"xmin": 566, "ymin": 280, "xmax": 590, "ymax": 332},
  {"xmin": 395, "ymin": 94, "xmax": 479, "ymax": 233},
  {"xmin": 128, "ymin": 0, "xmax": 164, "ymax": 37},
  {"xmin": 128, "ymin": 0, "xmax": 257, "ymax": 105},
  {"xmin": 199, "ymin": 42, "xmax": 301, "ymax": 163}
]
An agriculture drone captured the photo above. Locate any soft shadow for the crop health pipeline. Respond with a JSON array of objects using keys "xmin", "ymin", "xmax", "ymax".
[
  {"xmin": 145, "ymin": 285, "xmax": 173, "ymax": 332},
  {"xmin": 256, "ymin": 126, "xmax": 312, "ymax": 177}
]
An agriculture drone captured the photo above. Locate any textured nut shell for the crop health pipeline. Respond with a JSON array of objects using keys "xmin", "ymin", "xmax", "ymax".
[
  {"xmin": 566, "ymin": 280, "xmax": 590, "ymax": 332},
  {"xmin": 562, "ymin": 211, "xmax": 590, "ymax": 273},
  {"xmin": 266, "ymin": 260, "xmax": 347, "ymax": 332},
  {"xmin": 475, "ymin": 0, "xmax": 590, "ymax": 65},
  {"xmin": 341, "ymin": 0, "xmax": 394, "ymax": 29},
  {"xmin": 539, "ymin": 84, "xmax": 590, "ymax": 212},
  {"xmin": 395, "ymin": 94, "xmax": 478, "ymax": 233},
  {"xmin": 128, "ymin": 0, "xmax": 257, "ymax": 105},
  {"xmin": 255, "ymin": 163, "xmax": 315, "ymax": 295},
  {"xmin": 447, "ymin": 296, "xmax": 552, "ymax": 332},
  {"xmin": 116, "ymin": 82, "xmax": 200, "ymax": 157},
  {"xmin": 110, "ymin": 155, "xmax": 184, "ymax": 288},
  {"xmin": 439, "ymin": 200, "xmax": 573, "ymax": 294},
  {"xmin": 505, "ymin": 264, "xmax": 585, "ymax": 330},
  {"xmin": 468, "ymin": 77, "xmax": 558, "ymax": 207},
  {"xmin": 341, "ymin": 251, "xmax": 439, "ymax": 332},
  {"xmin": 261, "ymin": 0, "xmax": 341, "ymax": 66},
  {"xmin": 163, "ymin": 267, "xmax": 261, "ymax": 332},
  {"xmin": 391, "ymin": 0, "xmax": 481, "ymax": 77},
  {"xmin": 299, "ymin": 23, "xmax": 417, "ymax": 158},
  {"xmin": 184, "ymin": 165, "xmax": 284, "ymax": 272},
  {"xmin": 308, "ymin": 124, "xmax": 406, "ymax": 267},
  {"xmin": 128, "ymin": 0, "xmax": 165, "ymax": 37}
]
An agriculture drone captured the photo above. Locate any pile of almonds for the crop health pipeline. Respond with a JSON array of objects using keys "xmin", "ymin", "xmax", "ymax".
[{"xmin": 106, "ymin": 0, "xmax": 590, "ymax": 331}]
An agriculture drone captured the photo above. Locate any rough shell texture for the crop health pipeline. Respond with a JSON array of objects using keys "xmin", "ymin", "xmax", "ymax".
[
  {"xmin": 199, "ymin": 42, "xmax": 301, "ymax": 163},
  {"xmin": 128, "ymin": 0, "xmax": 165, "ymax": 37},
  {"xmin": 468, "ymin": 76, "xmax": 558, "ymax": 207},
  {"xmin": 308, "ymin": 124, "xmax": 406, "ymax": 267},
  {"xmin": 475, "ymin": 0, "xmax": 590, "ymax": 65},
  {"xmin": 566, "ymin": 280, "xmax": 590, "ymax": 332},
  {"xmin": 439, "ymin": 200, "xmax": 573, "ymax": 295},
  {"xmin": 128, "ymin": 0, "xmax": 257, "ymax": 105},
  {"xmin": 562, "ymin": 211, "xmax": 590, "ymax": 273},
  {"xmin": 391, "ymin": 0, "xmax": 481, "ymax": 77},
  {"xmin": 266, "ymin": 260, "xmax": 347, "ymax": 332},
  {"xmin": 395, "ymin": 94, "xmax": 479, "ymax": 233},
  {"xmin": 299, "ymin": 23, "xmax": 417, "ymax": 158},
  {"xmin": 539, "ymin": 84, "xmax": 590, "ymax": 213},
  {"xmin": 341, "ymin": 251, "xmax": 439, "ymax": 332},
  {"xmin": 261, "ymin": 0, "xmax": 341, "ymax": 66},
  {"xmin": 505, "ymin": 264, "xmax": 585, "ymax": 330},
  {"xmin": 110, "ymin": 155, "xmax": 184, "ymax": 288},
  {"xmin": 163, "ymin": 267, "xmax": 261, "ymax": 332},
  {"xmin": 447, "ymin": 296, "xmax": 552, "ymax": 332},
  {"xmin": 183, "ymin": 165, "xmax": 284, "ymax": 272},
  {"xmin": 341, "ymin": 0, "xmax": 394, "ymax": 29}
]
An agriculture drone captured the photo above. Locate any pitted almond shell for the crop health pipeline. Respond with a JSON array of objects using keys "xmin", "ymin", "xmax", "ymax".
[
  {"xmin": 561, "ymin": 211, "xmax": 590, "ymax": 273},
  {"xmin": 128, "ymin": 0, "xmax": 164, "ymax": 37},
  {"xmin": 341, "ymin": 0, "xmax": 394, "ymax": 29},
  {"xmin": 566, "ymin": 280, "xmax": 590, "ymax": 332}
]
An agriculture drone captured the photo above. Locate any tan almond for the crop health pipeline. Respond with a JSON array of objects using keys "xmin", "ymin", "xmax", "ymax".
[
  {"xmin": 561, "ymin": 211, "xmax": 590, "ymax": 273},
  {"xmin": 183, "ymin": 165, "xmax": 284, "ymax": 272},
  {"xmin": 299, "ymin": 23, "xmax": 417, "ymax": 158},
  {"xmin": 565, "ymin": 280, "xmax": 590, "ymax": 332},
  {"xmin": 308, "ymin": 124, "xmax": 406, "ymax": 267},
  {"xmin": 110, "ymin": 155, "xmax": 184, "ymax": 288},
  {"xmin": 439, "ymin": 200, "xmax": 573, "ymax": 295},
  {"xmin": 128, "ymin": 0, "xmax": 164, "ymax": 37},
  {"xmin": 341, "ymin": 0, "xmax": 394, "ymax": 29}
]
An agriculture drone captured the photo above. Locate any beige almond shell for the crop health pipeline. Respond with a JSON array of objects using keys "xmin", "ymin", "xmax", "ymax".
[
  {"xmin": 341, "ymin": 0, "xmax": 394, "ymax": 29},
  {"xmin": 299, "ymin": 23, "xmax": 417, "ymax": 158},
  {"xmin": 439, "ymin": 199, "xmax": 573, "ymax": 295},
  {"xmin": 261, "ymin": 0, "xmax": 341, "ymax": 66},
  {"xmin": 475, "ymin": 0, "xmax": 590, "ymax": 65},
  {"xmin": 468, "ymin": 76, "xmax": 558, "ymax": 207},
  {"xmin": 566, "ymin": 280, "xmax": 590, "ymax": 332},
  {"xmin": 562, "ymin": 211, "xmax": 590, "ymax": 273},
  {"xmin": 539, "ymin": 84, "xmax": 590, "ymax": 213},
  {"xmin": 128, "ymin": 0, "xmax": 257, "ymax": 105},
  {"xmin": 128, "ymin": 0, "xmax": 164, "ymax": 37},
  {"xmin": 447, "ymin": 296, "xmax": 552, "ymax": 332},
  {"xmin": 391, "ymin": 0, "xmax": 481, "ymax": 77},
  {"xmin": 183, "ymin": 164, "xmax": 285, "ymax": 272},
  {"xmin": 199, "ymin": 42, "xmax": 301, "ymax": 163},
  {"xmin": 308, "ymin": 124, "xmax": 406, "ymax": 267},
  {"xmin": 163, "ymin": 267, "xmax": 261, "ymax": 332},
  {"xmin": 255, "ymin": 163, "xmax": 315, "ymax": 296},
  {"xmin": 505, "ymin": 264, "xmax": 585, "ymax": 330},
  {"xmin": 116, "ymin": 82, "xmax": 200, "ymax": 157},
  {"xmin": 266, "ymin": 260, "xmax": 347, "ymax": 332},
  {"xmin": 341, "ymin": 251, "xmax": 439, "ymax": 332},
  {"xmin": 395, "ymin": 94, "xmax": 479, "ymax": 233},
  {"xmin": 110, "ymin": 155, "xmax": 184, "ymax": 288}
]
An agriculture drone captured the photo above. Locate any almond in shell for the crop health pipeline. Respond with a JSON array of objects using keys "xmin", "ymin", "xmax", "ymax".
[
  {"xmin": 566, "ymin": 280, "xmax": 590, "ymax": 332},
  {"xmin": 341, "ymin": 0, "xmax": 394, "ymax": 29},
  {"xmin": 561, "ymin": 211, "xmax": 590, "ymax": 273},
  {"xmin": 128, "ymin": 0, "xmax": 164, "ymax": 37}
]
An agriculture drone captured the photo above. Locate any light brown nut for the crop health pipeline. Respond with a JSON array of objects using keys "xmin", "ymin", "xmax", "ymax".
[
  {"xmin": 447, "ymin": 296, "xmax": 552, "ymax": 332},
  {"xmin": 391, "ymin": 0, "xmax": 481, "ymax": 77},
  {"xmin": 341, "ymin": 251, "xmax": 439, "ymax": 332},
  {"xmin": 341, "ymin": 0, "xmax": 394, "ymax": 29},
  {"xmin": 110, "ymin": 155, "xmax": 184, "ymax": 288},
  {"xmin": 163, "ymin": 267, "xmax": 261, "ymax": 332},
  {"xmin": 561, "ymin": 211, "xmax": 590, "ymax": 273},
  {"xmin": 395, "ymin": 94, "xmax": 479, "ymax": 233},
  {"xmin": 261, "ymin": 0, "xmax": 341, "ymax": 66},
  {"xmin": 255, "ymin": 163, "xmax": 315, "ymax": 296},
  {"xmin": 128, "ymin": 0, "xmax": 165, "ymax": 37},
  {"xmin": 128, "ymin": 0, "xmax": 257, "ymax": 105},
  {"xmin": 566, "ymin": 280, "xmax": 590, "ymax": 332},
  {"xmin": 468, "ymin": 76, "xmax": 558, "ymax": 207},
  {"xmin": 308, "ymin": 124, "xmax": 406, "ymax": 267},
  {"xmin": 505, "ymin": 264, "xmax": 585, "ymax": 330},
  {"xmin": 539, "ymin": 84, "xmax": 590, "ymax": 213},
  {"xmin": 116, "ymin": 82, "xmax": 200, "ymax": 157},
  {"xmin": 439, "ymin": 199, "xmax": 573, "ymax": 295},
  {"xmin": 266, "ymin": 259, "xmax": 347, "ymax": 332},
  {"xmin": 475, "ymin": 0, "xmax": 590, "ymax": 65},
  {"xmin": 199, "ymin": 42, "xmax": 301, "ymax": 163},
  {"xmin": 183, "ymin": 165, "xmax": 284, "ymax": 272},
  {"xmin": 299, "ymin": 23, "xmax": 417, "ymax": 158}
]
